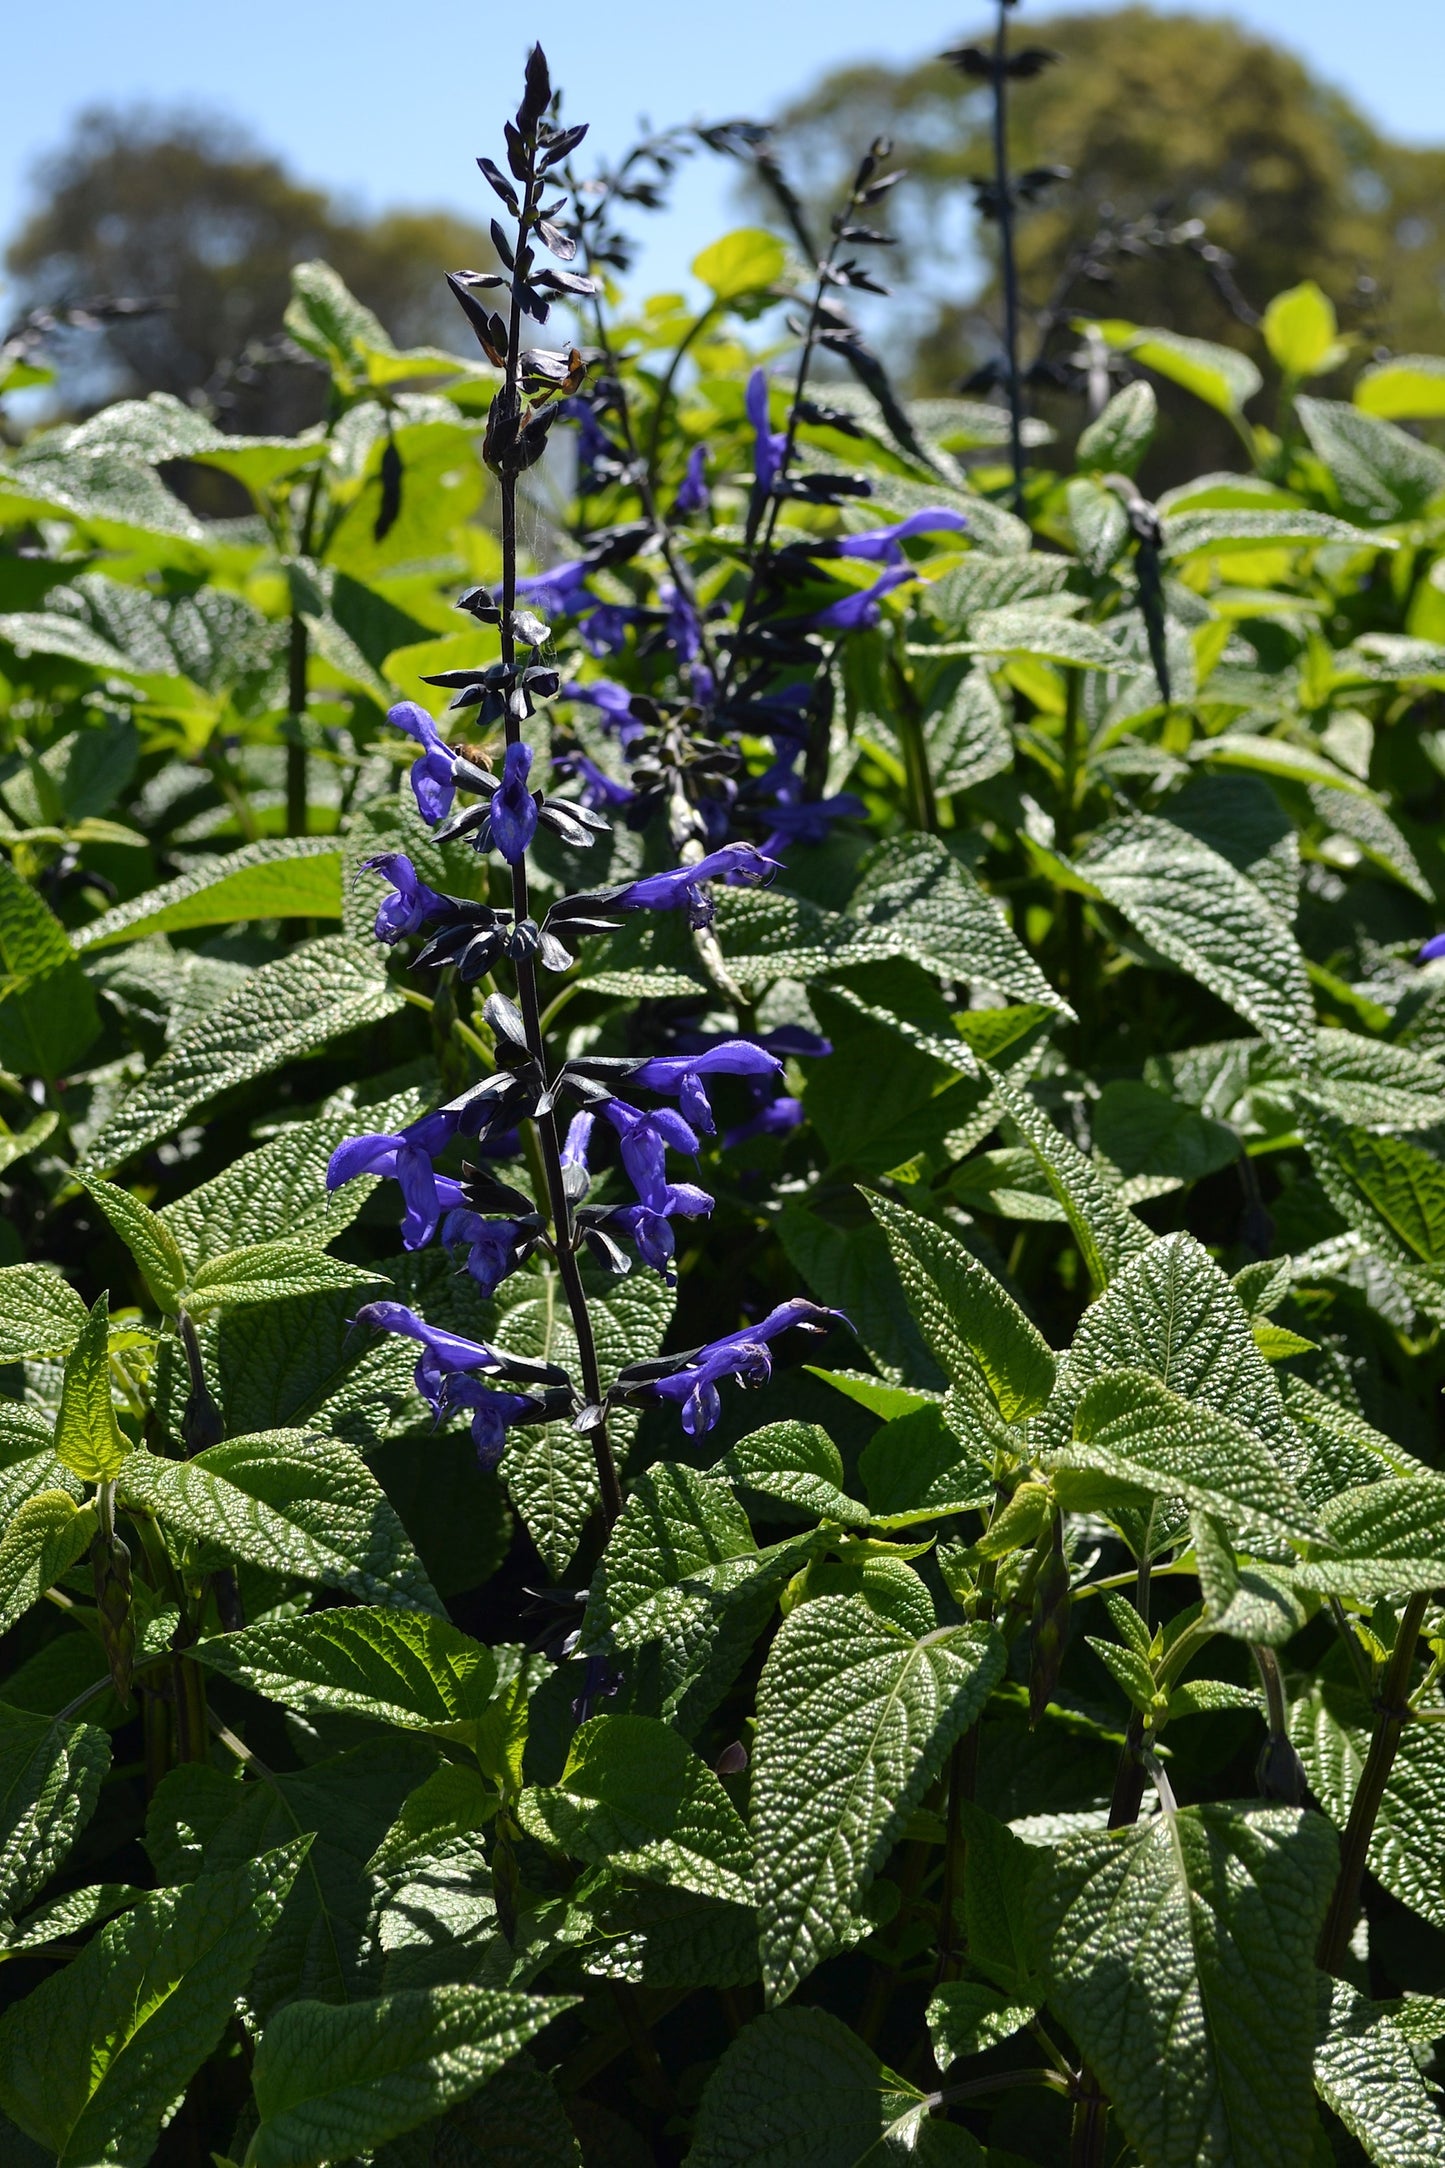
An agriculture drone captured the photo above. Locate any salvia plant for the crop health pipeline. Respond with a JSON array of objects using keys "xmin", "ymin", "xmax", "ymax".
[{"xmin": 6, "ymin": 24, "xmax": 1445, "ymax": 2168}]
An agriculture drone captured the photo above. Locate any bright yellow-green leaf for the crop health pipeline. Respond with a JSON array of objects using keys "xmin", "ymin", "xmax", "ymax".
[
  {"xmin": 691, "ymin": 228, "xmax": 788, "ymax": 301},
  {"xmin": 54, "ymin": 1295, "xmax": 129, "ymax": 1483},
  {"xmin": 1354, "ymin": 355, "xmax": 1445, "ymax": 421},
  {"xmin": 1262, "ymin": 282, "xmax": 1346, "ymax": 380}
]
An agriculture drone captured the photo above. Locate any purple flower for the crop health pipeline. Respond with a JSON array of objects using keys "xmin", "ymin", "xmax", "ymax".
[
  {"xmin": 327, "ymin": 1109, "xmax": 466, "ymax": 1249},
  {"xmin": 492, "ymin": 740, "xmax": 538, "ymax": 863},
  {"xmin": 831, "ymin": 508, "xmax": 969, "ymax": 563},
  {"xmin": 578, "ymin": 603, "xmax": 641, "ymax": 657},
  {"xmin": 516, "ymin": 559, "xmax": 593, "ymax": 617},
  {"xmin": 361, "ymin": 853, "xmax": 452, "ymax": 944},
  {"xmin": 389, "ymin": 702, "xmax": 456, "ymax": 826},
  {"xmin": 806, "ymin": 565, "xmax": 919, "ymax": 632},
  {"xmin": 630, "ymin": 1040, "xmax": 783, "ymax": 1136},
  {"xmin": 562, "ymin": 678, "xmax": 645, "ymax": 751},
  {"xmin": 554, "ymin": 749, "xmax": 636, "ymax": 810},
  {"xmin": 564, "ymin": 397, "xmax": 616, "ymax": 493},
  {"xmin": 606, "ymin": 1195, "xmax": 710, "ymax": 1277},
  {"xmin": 603, "ymin": 1100, "xmax": 703, "ymax": 1202},
  {"xmin": 439, "ymin": 1209, "xmax": 528, "ymax": 1297},
  {"xmin": 1420, "ymin": 933, "xmax": 1445, "ymax": 963},
  {"xmin": 747, "ymin": 369, "xmax": 787, "ymax": 494},
  {"xmin": 560, "ymin": 1109, "xmax": 595, "ymax": 1171},
  {"xmin": 648, "ymin": 1298, "xmax": 841, "ymax": 1436},
  {"xmin": 675, "ymin": 443, "xmax": 709, "ymax": 516},
  {"xmin": 612, "ymin": 842, "xmax": 780, "ymax": 929},
  {"xmin": 723, "ymin": 1095, "xmax": 805, "ymax": 1148},
  {"xmin": 352, "ymin": 1299, "xmax": 503, "ymax": 1407},
  {"xmin": 445, "ymin": 1379, "xmax": 541, "ymax": 1470}
]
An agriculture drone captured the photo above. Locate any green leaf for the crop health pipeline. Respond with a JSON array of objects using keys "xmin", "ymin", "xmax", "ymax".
[
  {"xmin": 589, "ymin": 1461, "xmax": 824, "ymax": 1737},
  {"xmin": 1296, "ymin": 1477, "xmax": 1445, "ymax": 1595},
  {"xmin": 1076, "ymin": 380, "xmax": 1157, "ymax": 477},
  {"xmin": 248, "ymin": 1985, "xmax": 577, "ymax": 2168},
  {"xmin": 926, "ymin": 1981, "xmax": 1036, "ymax": 2067},
  {"xmin": 146, "ymin": 1737, "xmax": 437, "ymax": 2018},
  {"xmin": 1301, "ymin": 1115, "xmax": 1445, "ymax": 1266},
  {"xmin": 921, "ymin": 661, "xmax": 1013, "ymax": 794},
  {"xmin": 1031, "ymin": 1804, "xmax": 1338, "ymax": 2168},
  {"xmin": 717, "ymin": 1421, "xmax": 869, "ymax": 1527},
  {"xmin": 193, "ymin": 1607, "xmax": 497, "ymax": 1743},
  {"xmin": 1087, "ymin": 319, "xmax": 1263, "ymax": 416},
  {"xmin": 1080, "ymin": 813, "xmax": 1315, "ymax": 1065},
  {"xmin": 0, "ymin": 1703, "xmax": 110, "ymax": 1919},
  {"xmin": 0, "ymin": 1265, "xmax": 87, "ymax": 1363},
  {"xmin": 74, "ymin": 839, "xmax": 343, "ymax": 952},
  {"xmin": 0, "ymin": 1493, "xmax": 98, "ymax": 1634},
  {"xmin": 690, "ymin": 2006, "xmax": 981, "ymax": 2168},
  {"xmin": 692, "ymin": 227, "xmax": 787, "ymax": 299},
  {"xmin": 1191, "ymin": 1513, "xmax": 1307, "ymax": 1647},
  {"xmin": 0, "ymin": 856, "xmax": 99, "ymax": 1078},
  {"xmin": 847, "ymin": 832, "xmax": 1067, "ymax": 1014},
  {"xmin": 284, "ymin": 259, "xmax": 392, "ymax": 387},
  {"xmin": 83, "ymin": 936, "xmax": 405, "ymax": 1170},
  {"xmin": 519, "ymin": 1714, "xmax": 753, "ymax": 1903},
  {"xmin": 752, "ymin": 1594, "xmax": 1004, "ymax": 2002},
  {"xmin": 0, "ymin": 1839, "xmax": 308, "ymax": 2166},
  {"xmin": 55, "ymin": 1292, "xmax": 129, "ymax": 1482},
  {"xmin": 1314, "ymin": 1978, "xmax": 1445, "ymax": 2167},
  {"xmin": 986, "ymin": 1066, "xmax": 1150, "ymax": 1291},
  {"xmin": 967, "ymin": 605, "xmax": 1141, "ymax": 673},
  {"xmin": 1188, "ymin": 730, "xmax": 1375, "ymax": 796},
  {"xmin": 1058, "ymin": 1368, "xmax": 1318, "ymax": 1541},
  {"xmin": 1293, "ymin": 1680, "xmax": 1445, "ymax": 1934},
  {"xmin": 117, "ymin": 1431, "xmax": 443, "ymax": 1611},
  {"xmin": 1092, "ymin": 1079, "xmax": 1239, "ymax": 1184},
  {"xmin": 1354, "ymin": 354, "xmax": 1445, "ymax": 422},
  {"xmin": 858, "ymin": 1403, "xmax": 994, "ymax": 1527},
  {"xmin": 375, "ymin": 2058, "xmax": 582, "ymax": 2168},
  {"xmin": 1, "ymin": 1883, "xmax": 138, "ymax": 1958},
  {"xmin": 869, "ymin": 1193, "xmax": 1056, "ymax": 1425},
  {"xmin": 1297, "ymin": 396, "xmax": 1445, "ymax": 522},
  {"xmin": 1262, "ymin": 282, "xmax": 1346, "ymax": 379},
  {"xmin": 954, "ymin": 1802, "xmax": 1046, "ymax": 1997},
  {"xmin": 82, "ymin": 1176, "xmax": 188, "ymax": 1311},
  {"xmin": 184, "ymin": 1238, "xmax": 386, "ymax": 1315}
]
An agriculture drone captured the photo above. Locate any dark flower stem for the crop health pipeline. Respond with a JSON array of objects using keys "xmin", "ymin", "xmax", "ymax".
[
  {"xmin": 498, "ymin": 117, "xmax": 623, "ymax": 1530},
  {"xmin": 284, "ymin": 463, "xmax": 325, "ymax": 838},
  {"xmin": 1318, "ymin": 1590, "xmax": 1429, "ymax": 1974},
  {"xmin": 991, "ymin": 0, "xmax": 1027, "ymax": 514}
]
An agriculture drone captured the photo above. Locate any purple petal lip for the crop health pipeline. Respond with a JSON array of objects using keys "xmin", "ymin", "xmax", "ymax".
[{"xmin": 1419, "ymin": 931, "xmax": 1445, "ymax": 963}]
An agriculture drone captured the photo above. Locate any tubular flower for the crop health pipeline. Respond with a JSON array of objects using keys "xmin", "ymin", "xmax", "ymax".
[
  {"xmin": 674, "ymin": 443, "xmax": 709, "ymax": 516},
  {"xmin": 804, "ymin": 565, "xmax": 919, "ymax": 632},
  {"xmin": 388, "ymin": 701, "xmax": 456, "ymax": 826},
  {"xmin": 747, "ymin": 368, "xmax": 786, "ymax": 494},
  {"xmin": 560, "ymin": 678, "xmax": 645, "ymax": 749},
  {"xmin": 1420, "ymin": 932, "xmax": 1445, "ymax": 963},
  {"xmin": 629, "ymin": 1041, "xmax": 783, "ymax": 1136},
  {"xmin": 611, "ymin": 842, "xmax": 779, "ymax": 929},
  {"xmin": 326, "ymin": 1109, "xmax": 466, "ymax": 1249},
  {"xmin": 639, "ymin": 1299, "xmax": 842, "ymax": 1436},
  {"xmin": 491, "ymin": 741, "xmax": 539, "ymax": 863},
  {"xmin": 360, "ymin": 853, "xmax": 453, "ymax": 944},
  {"xmin": 829, "ymin": 507, "xmax": 968, "ymax": 562}
]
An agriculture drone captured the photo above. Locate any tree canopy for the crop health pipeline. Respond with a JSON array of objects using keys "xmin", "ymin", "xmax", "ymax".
[{"xmin": 4, "ymin": 107, "xmax": 494, "ymax": 431}]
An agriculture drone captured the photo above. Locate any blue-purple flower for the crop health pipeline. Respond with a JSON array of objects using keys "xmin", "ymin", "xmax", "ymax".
[
  {"xmin": 492, "ymin": 740, "xmax": 539, "ymax": 863},
  {"xmin": 351, "ymin": 1301, "xmax": 558, "ymax": 1469},
  {"xmin": 554, "ymin": 748, "xmax": 637, "ymax": 810},
  {"xmin": 361, "ymin": 853, "xmax": 452, "ymax": 944},
  {"xmin": 612, "ymin": 842, "xmax": 779, "ymax": 929},
  {"xmin": 630, "ymin": 1040, "xmax": 783, "ymax": 1135},
  {"xmin": 830, "ymin": 508, "xmax": 968, "ymax": 562},
  {"xmin": 516, "ymin": 559, "xmax": 593, "ymax": 617},
  {"xmin": 675, "ymin": 443, "xmax": 709, "ymax": 517},
  {"xmin": 441, "ymin": 1378, "xmax": 542, "ymax": 1470},
  {"xmin": 600, "ymin": 1100, "xmax": 714, "ymax": 1280},
  {"xmin": 747, "ymin": 368, "xmax": 787, "ymax": 495},
  {"xmin": 439, "ymin": 1210, "xmax": 531, "ymax": 1296},
  {"xmin": 806, "ymin": 565, "xmax": 919, "ymax": 632},
  {"xmin": 561, "ymin": 678, "xmax": 645, "ymax": 750},
  {"xmin": 389, "ymin": 702, "xmax": 456, "ymax": 826},
  {"xmin": 327, "ymin": 1109, "xmax": 466, "ymax": 1249},
  {"xmin": 644, "ymin": 1298, "xmax": 842, "ymax": 1436},
  {"xmin": 1420, "ymin": 932, "xmax": 1445, "ymax": 963}
]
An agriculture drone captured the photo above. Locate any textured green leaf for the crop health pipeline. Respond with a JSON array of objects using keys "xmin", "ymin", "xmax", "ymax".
[
  {"xmin": 1297, "ymin": 396, "xmax": 1445, "ymax": 521},
  {"xmin": 0, "ymin": 1402, "xmax": 82, "ymax": 1522},
  {"xmin": 82, "ymin": 1175, "xmax": 188, "ymax": 1311},
  {"xmin": 753, "ymin": 1595, "xmax": 1005, "ymax": 2002},
  {"xmin": 693, "ymin": 226, "xmax": 788, "ymax": 298},
  {"xmin": 921, "ymin": 661, "xmax": 1013, "ymax": 794},
  {"xmin": 1163, "ymin": 508, "xmax": 1368, "ymax": 556},
  {"xmin": 858, "ymin": 1403, "xmax": 994, "ymax": 1527},
  {"xmin": 194, "ymin": 1607, "xmax": 497, "ymax": 1742},
  {"xmin": 0, "ymin": 1265, "xmax": 87, "ymax": 1363},
  {"xmin": 717, "ymin": 1421, "xmax": 868, "ymax": 1527},
  {"xmin": 54, "ymin": 1291, "xmax": 129, "ymax": 1481},
  {"xmin": 1292, "ymin": 1680, "xmax": 1445, "ymax": 1934},
  {"xmin": 1091, "ymin": 320, "xmax": 1263, "ymax": 415},
  {"xmin": 690, "ymin": 2006, "xmax": 981, "ymax": 2168},
  {"xmin": 573, "ymin": 1876, "xmax": 759, "ymax": 1995},
  {"xmin": 588, "ymin": 1461, "xmax": 822, "ymax": 1737},
  {"xmin": 1295, "ymin": 1477, "xmax": 1445, "ymax": 1594},
  {"xmin": 1191, "ymin": 1513, "xmax": 1307, "ymax": 1647},
  {"xmin": 118, "ymin": 1432, "xmax": 443, "ymax": 1611},
  {"xmin": 376, "ymin": 2057, "xmax": 582, "ymax": 2168},
  {"xmin": 185, "ymin": 1237, "xmax": 386, "ymax": 1315},
  {"xmin": 926, "ymin": 1981, "xmax": 1036, "ymax": 2068},
  {"xmin": 1057, "ymin": 1368, "xmax": 1319, "ymax": 1540},
  {"xmin": 987, "ymin": 1066, "xmax": 1150, "ymax": 1291},
  {"xmin": 1, "ymin": 1883, "xmax": 138, "ymax": 1957},
  {"xmin": 967, "ymin": 605, "xmax": 1141, "ymax": 672},
  {"xmin": 0, "ymin": 856, "xmax": 99, "ymax": 1078},
  {"xmin": 145, "ymin": 1737, "xmax": 438, "ymax": 2018},
  {"xmin": 519, "ymin": 1714, "xmax": 753, "ymax": 1902},
  {"xmin": 83, "ymin": 936, "xmax": 404, "ymax": 1170},
  {"xmin": 869, "ymin": 1193, "xmax": 1055, "ymax": 1426},
  {"xmin": 1302, "ymin": 1115, "xmax": 1445, "ymax": 1267},
  {"xmin": 249, "ymin": 1984, "xmax": 575, "ymax": 2168},
  {"xmin": 1081, "ymin": 814, "xmax": 1315, "ymax": 1064},
  {"xmin": 847, "ymin": 832, "xmax": 1066, "ymax": 1013},
  {"xmin": 0, "ymin": 1493, "xmax": 98, "ymax": 1634},
  {"xmin": 0, "ymin": 1703, "xmax": 110, "ymax": 1920},
  {"xmin": 1092, "ymin": 1079, "xmax": 1239, "ymax": 1184},
  {"xmin": 74, "ymin": 838, "xmax": 343, "ymax": 951},
  {"xmin": 1031, "ymin": 1804, "xmax": 1338, "ymax": 2168},
  {"xmin": 1314, "ymin": 1978, "xmax": 1445, "ymax": 2166},
  {"xmin": 0, "ymin": 1839, "xmax": 307, "ymax": 2166}
]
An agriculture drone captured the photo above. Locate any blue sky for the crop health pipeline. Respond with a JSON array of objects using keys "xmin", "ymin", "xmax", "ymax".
[{"xmin": 4, "ymin": 0, "xmax": 1443, "ymax": 313}]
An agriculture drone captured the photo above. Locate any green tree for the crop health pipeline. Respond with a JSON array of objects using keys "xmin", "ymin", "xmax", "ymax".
[
  {"xmin": 756, "ymin": 7, "xmax": 1445, "ymax": 392},
  {"xmin": 4, "ymin": 106, "xmax": 494, "ymax": 430}
]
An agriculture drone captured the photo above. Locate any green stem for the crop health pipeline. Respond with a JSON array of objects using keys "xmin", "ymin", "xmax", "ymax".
[{"xmin": 1318, "ymin": 1591, "xmax": 1430, "ymax": 1974}]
